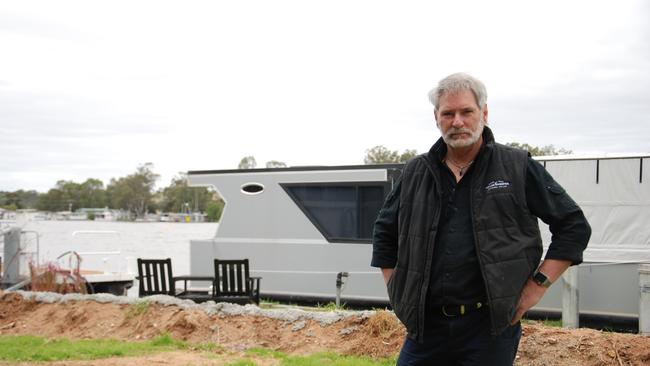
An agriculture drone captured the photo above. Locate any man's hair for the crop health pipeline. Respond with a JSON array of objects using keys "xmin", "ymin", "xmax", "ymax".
[{"xmin": 428, "ymin": 72, "xmax": 487, "ymax": 111}]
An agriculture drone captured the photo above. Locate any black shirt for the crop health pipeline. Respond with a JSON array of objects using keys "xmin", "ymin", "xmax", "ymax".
[{"xmin": 428, "ymin": 152, "xmax": 486, "ymax": 306}]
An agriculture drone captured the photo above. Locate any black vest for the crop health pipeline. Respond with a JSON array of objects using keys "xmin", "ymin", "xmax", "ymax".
[{"xmin": 386, "ymin": 128, "xmax": 543, "ymax": 341}]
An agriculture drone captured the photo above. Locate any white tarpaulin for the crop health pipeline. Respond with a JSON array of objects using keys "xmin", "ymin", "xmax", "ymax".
[{"xmin": 538, "ymin": 156, "xmax": 650, "ymax": 263}]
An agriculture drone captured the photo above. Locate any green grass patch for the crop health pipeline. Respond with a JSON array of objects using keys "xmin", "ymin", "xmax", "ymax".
[
  {"xmin": 245, "ymin": 348, "xmax": 396, "ymax": 366},
  {"xmin": 541, "ymin": 319, "xmax": 562, "ymax": 327},
  {"xmin": 246, "ymin": 347, "xmax": 286, "ymax": 359},
  {"xmin": 280, "ymin": 352, "xmax": 397, "ymax": 366},
  {"xmin": 0, "ymin": 335, "xmax": 396, "ymax": 365},
  {"xmin": 522, "ymin": 317, "xmax": 562, "ymax": 328},
  {"xmin": 223, "ymin": 360, "xmax": 259, "ymax": 366},
  {"xmin": 313, "ymin": 302, "xmax": 347, "ymax": 311},
  {"xmin": 0, "ymin": 333, "xmax": 185, "ymax": 362}
]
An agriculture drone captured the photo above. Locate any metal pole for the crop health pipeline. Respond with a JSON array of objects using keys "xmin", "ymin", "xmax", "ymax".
[
  {"xmin": 335, "ymin": 272, "xmax": 348, "ymax": 309},
  {"xmin": 2, "ymin": 227, "xmax": 22, "ymax": 286},
  {"xmin": 639, "ymin": 264, "xmax": 650, "ymax": 335},
  {"xmin": 562, "ymin": 265, "xmax": 579, "ymax": 328}
]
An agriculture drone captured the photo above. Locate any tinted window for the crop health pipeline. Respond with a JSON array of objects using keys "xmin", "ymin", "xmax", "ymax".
[{"xmin": 284, "ymin": 183, "xmax": 387, "ymax": 242}]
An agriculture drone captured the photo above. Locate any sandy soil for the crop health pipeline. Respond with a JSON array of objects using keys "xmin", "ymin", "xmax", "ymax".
[{"xmin": 0, "ymin": 292, "xmax": 649, "ymax": 365}]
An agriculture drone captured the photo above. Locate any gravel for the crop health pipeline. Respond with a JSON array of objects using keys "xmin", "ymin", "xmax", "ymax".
[{"xmin": 11, "ymin": 290, "xmax": 374, "ymax": 325}]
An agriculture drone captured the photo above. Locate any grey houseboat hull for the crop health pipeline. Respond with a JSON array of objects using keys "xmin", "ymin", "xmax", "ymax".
[{"xmin": 188, "ymin": 156, "xmax": 650, "ymax": 324}]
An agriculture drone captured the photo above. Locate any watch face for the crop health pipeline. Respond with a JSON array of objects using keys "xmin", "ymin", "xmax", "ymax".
[{"xmin": 533, "ymin": 271, "xmax": 551, "ymax": 287}]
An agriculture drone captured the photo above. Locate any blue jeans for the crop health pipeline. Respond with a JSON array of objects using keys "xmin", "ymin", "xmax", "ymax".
[{"xmin": 397, "ymin": 307, "xmax": 521, "ymax": 366}]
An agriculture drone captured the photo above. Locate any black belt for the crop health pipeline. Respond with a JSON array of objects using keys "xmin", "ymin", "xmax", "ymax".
[{"xmin": 436, "ymin": 302, "xmax": 485, "ymax": 317}]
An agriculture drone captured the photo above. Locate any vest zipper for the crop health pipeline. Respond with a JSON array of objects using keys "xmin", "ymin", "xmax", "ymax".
[{"xmin": 469, "ymin": 169, "xmax": 498, "ymax": 336}]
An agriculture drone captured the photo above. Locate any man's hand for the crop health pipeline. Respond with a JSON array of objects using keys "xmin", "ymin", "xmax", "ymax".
[
  {"xmin": 510, "ymin": 259, "xmax": 571, "ymax": 324},
  {"xmin": 510, "ymin": 279, "xmax": 546, "ymax": 324},
  {"xmin": 381, "ymin": 268, "xmax": 394, "ymax": 285}
]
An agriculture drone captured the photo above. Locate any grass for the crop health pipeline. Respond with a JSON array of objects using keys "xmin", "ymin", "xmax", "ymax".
[
  {"xmin": 314, "ymin": 302, "xmax": 347, "ymax": 311},
  {"xmin": 0, "ymin": 335, "xmax": 396, "ymax": 365},
  {"xmin": 245, "ymin": 348, "xmax": 397, "ymax": 366},
  {"xmin": 223, "ymin": 360, "xmax": 259, "ymax": 366},
  {"xmin": 0, "ymin": 333, "xmax": 185, "ymax": 362},
  {"xmin": 522, "ymin": 317, "xmax": 562, "ymax": 327},
  {"xmin": 259, "ymin": 300, "xmax": 350, "ymax": 312}
]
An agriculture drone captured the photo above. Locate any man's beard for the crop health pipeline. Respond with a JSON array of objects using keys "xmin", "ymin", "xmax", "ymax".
[{"xmin": 442, "ymin": 118, "xmax": 485, "ymax": 149}]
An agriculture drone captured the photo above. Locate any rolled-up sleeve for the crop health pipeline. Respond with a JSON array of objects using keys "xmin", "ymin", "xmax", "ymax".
[
  {"xmin": 371, "ymin": 178, "xmax": 401, "ymax": 268},
  {"xmin": 526, "ymin": 158, "xmax": 591, "ymax": 265}
]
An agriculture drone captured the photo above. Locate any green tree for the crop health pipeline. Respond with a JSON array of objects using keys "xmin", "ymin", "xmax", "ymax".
[
  {"xmin": 265, "ymin": 160, "xmax": 287, "ymax": 168},
  {"xmin": 205, "ymin": 200, "xmax": 225, "ymax": 222},
  {"xmin": 1, "ymin": 190, "xmax": 39, "ymax": 210},
  {"xmin": 8, "ymin": 190, "xmax": 40, "ymax": 209},
  {"xmin": 364, "ymin": 146, "xmax": 418, "ymax": 164},
  {"xmin": 238, "ymin": 156, "xmax": 257, "ymax": 169},
  {"xmin": 36, "ymin": 187, "xmax": 68, "ymax": 211},
  {"xmin": 106, "ymin": 163, "xmax": 159, "ymax": 218},
  {"xmin": 35, "ymin": 180, "xmax": 79, "ymax": 211},
  {"xmin": 2, "ymin": 203, "xmax": 17, "ymax": 211},
  {"xmin": 505, "ymin": 142, "xmax": 572, "ymax": 156},
  {"xmin": 35, "ymin": 179, "xmax": 106, "ymax": 212},
  {"xmin": 160, "ymin": 173, "xmax": 217, "ymax": 213},
  {"xmin": 78, "ymin": 179, "xmax": 107, "ymax": 208}
]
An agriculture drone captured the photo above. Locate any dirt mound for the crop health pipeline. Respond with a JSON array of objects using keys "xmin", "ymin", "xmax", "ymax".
[{"xmin": 1, "ymin": 291, "xmax": 649, "ymax": 365}]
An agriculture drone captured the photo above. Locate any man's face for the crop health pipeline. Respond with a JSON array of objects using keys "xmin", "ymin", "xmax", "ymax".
[{"xmin": 435, "ymin": 89, "xmax": 488, "ymax": 149}]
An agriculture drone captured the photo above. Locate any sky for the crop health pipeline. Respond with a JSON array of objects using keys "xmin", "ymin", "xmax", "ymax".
[{"xmin": 1, "ymin": 0, "xmax": 649, "ymax": 192}]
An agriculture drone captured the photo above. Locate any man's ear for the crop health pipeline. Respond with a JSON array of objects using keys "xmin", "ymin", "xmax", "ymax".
[
  {"xmin": 434, "ymin": 110, "xmax": 439, "ymax": 128},
  {"xmin": 482, "ymin": 104, "xmax": 489, "ymax": 125}
]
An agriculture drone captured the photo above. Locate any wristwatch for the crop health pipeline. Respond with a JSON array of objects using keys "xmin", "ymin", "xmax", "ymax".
[{"xmin": 532, "ymin": 269, "xmax": 552, "ymax": 288}]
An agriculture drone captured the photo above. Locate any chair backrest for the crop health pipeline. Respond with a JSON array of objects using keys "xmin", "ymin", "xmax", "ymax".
[
  {"xmin": 137, "ymin": 258, "xmax": 174, "ymax": 296},
  {"xmin": 213, "ymin": 259, "xmax": 250, "ymax": 296}
]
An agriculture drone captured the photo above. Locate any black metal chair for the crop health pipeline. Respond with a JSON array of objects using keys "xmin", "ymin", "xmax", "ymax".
[
  {"xmin": 212, "ymin": 258, "xmax": 261, "ymax": 305},
  {"xmin": 136, "ymin": 258, "xmax": 213, "ymax": 303}
]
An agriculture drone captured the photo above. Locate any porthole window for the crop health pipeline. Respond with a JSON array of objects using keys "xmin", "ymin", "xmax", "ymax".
[{"xmin": 241, "ymin": 182, "xmax": 265, "ymax": 195}]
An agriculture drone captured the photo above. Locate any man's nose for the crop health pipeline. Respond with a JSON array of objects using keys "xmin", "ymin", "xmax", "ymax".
[{"xmin": 452, "ymin": 113, "xmax": 464, "ymax": 127}]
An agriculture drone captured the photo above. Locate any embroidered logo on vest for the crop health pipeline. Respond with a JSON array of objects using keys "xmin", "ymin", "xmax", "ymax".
[{"xmin": 485, "ymin": 180, "xmax": 511, "ymax": 191}]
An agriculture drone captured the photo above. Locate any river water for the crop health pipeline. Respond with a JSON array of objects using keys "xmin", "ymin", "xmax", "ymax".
[{"xmin": 2, "ymin": 220, "xmax": 218, "ymax": 297}]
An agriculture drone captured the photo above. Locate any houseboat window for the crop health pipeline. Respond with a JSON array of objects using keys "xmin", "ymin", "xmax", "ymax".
[
  {"xmin": 241, "ymin": 183, "xmax": 264, "ymax": 195},
  {"xmin": 283, "ymin": 183, "xmax": 386, "ymax": 243}
]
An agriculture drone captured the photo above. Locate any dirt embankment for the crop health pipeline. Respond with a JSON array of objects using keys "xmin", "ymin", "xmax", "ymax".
[{"xmin": 1, "ymin": 292, "xmax": 649, "ymax": 365}]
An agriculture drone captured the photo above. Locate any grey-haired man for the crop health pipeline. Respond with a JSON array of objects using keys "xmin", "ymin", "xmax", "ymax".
[{"xmin": 371, "ymin": 73, "xmax": 591, "ymax": 365}]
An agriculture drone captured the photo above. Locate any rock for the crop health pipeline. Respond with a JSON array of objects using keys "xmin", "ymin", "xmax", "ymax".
[{"xmin": 292, "ymin": 321, "xmax": 306, "ymax": 331}]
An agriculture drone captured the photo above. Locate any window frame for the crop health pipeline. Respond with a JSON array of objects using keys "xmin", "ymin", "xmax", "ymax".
[{"xmin": 281, "ymin": 181, "xmax": 390, "ymax": 244}]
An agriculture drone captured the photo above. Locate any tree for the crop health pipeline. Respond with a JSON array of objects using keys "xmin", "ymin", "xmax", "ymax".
[
  {"xmin": 160, "ymin": 173, "xmax": 218, "ymax": 213},
  {"xmin": 238, "ymin": 156, "xmax": 257, "ymax": 169},
  {"xmin": 1, "ymin": 190, "xmax": 39, "ymax": 210},
  {"xmin": 36, "ymin": 188, "xmax": 67, "ymax": 211},
  {"xmin": 505, "ymin": 142, "xmax": 572, "ymax": 156},
  {"xmin": 78, "ymin": 179, "xmax": 107, "ymax": 208},
  {"xmin": 265, "ymin": 160, "xmax": 287, "ymax": 168},
  {"xmin": 35, "ymin": 180, "xmax": 79, "ymax": 212},
  {"xmin": 106, "ymin": 163, "xmax": 159, "ymax": 218},
  {"xmin": 35, "ymin": 179, "xmax": 105, "ymax": 212},
  {"xmin": 206, "ymin": 200, "xmax": 225, "ymax": 222},
  {"xmin": 364, "ymin": 146, "xmax": 418, "ymax": 164}
]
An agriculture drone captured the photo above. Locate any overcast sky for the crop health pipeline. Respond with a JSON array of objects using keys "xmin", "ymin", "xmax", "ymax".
[{"xmin": 1, "ymin": 0, "xmax": 649, "ymax": 192}]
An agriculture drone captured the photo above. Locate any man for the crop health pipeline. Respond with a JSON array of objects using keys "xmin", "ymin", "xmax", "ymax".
[{"xmin": 371, "ymin": 73, "xmax": 591, "ymax": 365}]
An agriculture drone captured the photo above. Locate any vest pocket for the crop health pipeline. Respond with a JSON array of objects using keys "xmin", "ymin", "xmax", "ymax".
[
  {"xmin": 484, "ymin": 258, "xmax": 531, "ymax": 299},
  {"xmin": 387, "ymin": 267, "xmax": 422, "ymax": 306},
  {"xmin": 387, "ymin": 270, "xmax": 418, "ymax": 331}
]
